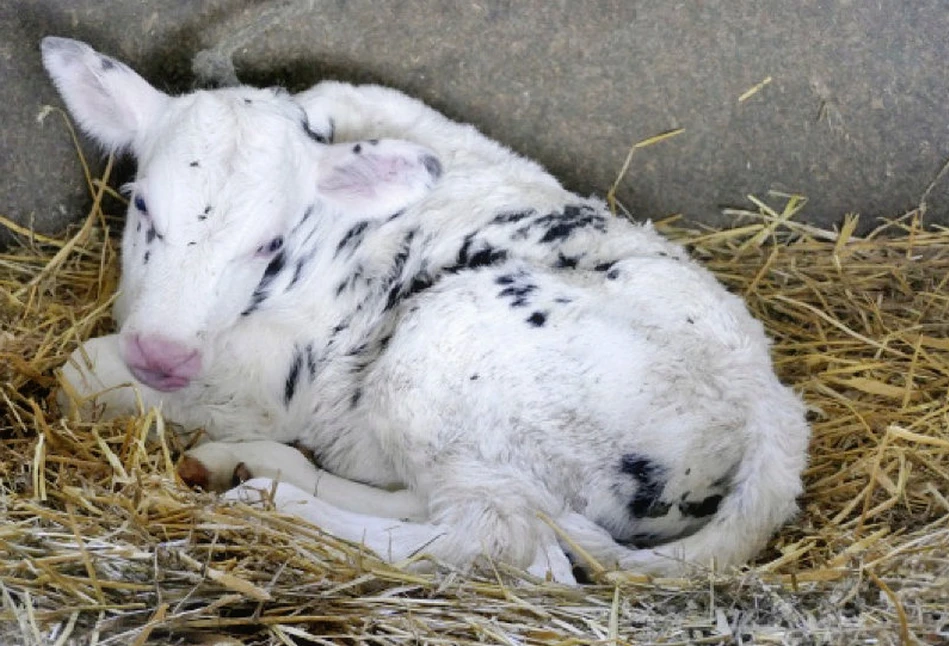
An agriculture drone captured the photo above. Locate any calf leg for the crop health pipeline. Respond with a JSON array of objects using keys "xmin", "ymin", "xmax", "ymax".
[
  {"xmin": 183, "ymin": 441, "xmax": 428, "ymax": 521},
  {"xmin": 525, "ymin": 525, "xmax": 577, "ymax": 584},
  {"xmin": 228, "ymin": 478, "xmax": 445, "ymax": 564},
  {"xmin": 58, "ymin": 334, "xmax": 159, "ymax": 419},
  {"xmin": 227, "ymin": 478, "xmax": 576, "ymax": 584}
]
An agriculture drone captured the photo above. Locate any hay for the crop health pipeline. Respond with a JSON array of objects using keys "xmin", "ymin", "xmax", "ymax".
[{"xmin": 2, "ymin": 130, "xmax": 948, "ymax": 646}]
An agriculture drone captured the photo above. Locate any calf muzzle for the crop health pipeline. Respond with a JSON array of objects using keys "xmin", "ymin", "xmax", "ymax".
[{"xmin": 121, "ymin": 333, "xmax": 202, "ymax": 391}]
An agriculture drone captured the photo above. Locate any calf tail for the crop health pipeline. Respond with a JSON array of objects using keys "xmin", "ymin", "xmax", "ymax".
[{"xmin": 560, "ymin": 381, "xmax": 810, "ymax": 576}]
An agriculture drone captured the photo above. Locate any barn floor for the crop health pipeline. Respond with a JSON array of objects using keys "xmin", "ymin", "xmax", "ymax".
[{"xmin": 1, "ymin": 150, "xmax": 947, "ymax": 644}]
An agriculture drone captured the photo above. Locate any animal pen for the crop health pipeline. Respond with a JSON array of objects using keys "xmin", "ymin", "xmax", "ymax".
[{"xmin": 0, "ymin": 115, "xmax": 947, "ymax": 645}]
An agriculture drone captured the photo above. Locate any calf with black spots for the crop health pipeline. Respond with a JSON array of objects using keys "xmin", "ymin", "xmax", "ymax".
[{"xmin": 48, "ymin": 37, "xmax": 809, "ymax": 584}]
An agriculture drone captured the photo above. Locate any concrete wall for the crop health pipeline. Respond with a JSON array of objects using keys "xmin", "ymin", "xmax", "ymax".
[{"xmin": 4, "ymin": 0, "xmax": 949, "ymax": 245}]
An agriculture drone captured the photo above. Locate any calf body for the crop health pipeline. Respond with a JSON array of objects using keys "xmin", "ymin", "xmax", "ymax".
[{"xmin": 47, "ymin": 37, "xmax": 809, "ymax": 581}]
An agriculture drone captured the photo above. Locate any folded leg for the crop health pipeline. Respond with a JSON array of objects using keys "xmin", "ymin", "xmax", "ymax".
[
  {"xmin": 226, "ymin": 478, "xmax": 576, "ymax": 584},
  {"xmin": 58, "ymin": 334, "xmax": 157, "ymax": 419},
  {"xmin": 183, "ymin": 441, "xmax": 427, "ymax": 521}
]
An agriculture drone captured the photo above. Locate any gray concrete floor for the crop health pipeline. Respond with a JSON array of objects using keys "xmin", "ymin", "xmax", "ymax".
[{"xmin": 4, "ymin": 1, "xmax": 949, "ymax": 245}]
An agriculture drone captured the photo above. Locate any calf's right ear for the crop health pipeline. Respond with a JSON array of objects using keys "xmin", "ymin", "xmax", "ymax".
[{"xmin": 41, "ymin": 37, "xmax": 168, "ymax": 153}]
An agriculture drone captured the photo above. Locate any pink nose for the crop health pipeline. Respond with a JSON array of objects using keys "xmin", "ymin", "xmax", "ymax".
[{"xmin": 122, "ymin": 333, "xmax": 202, "ymax": 392}]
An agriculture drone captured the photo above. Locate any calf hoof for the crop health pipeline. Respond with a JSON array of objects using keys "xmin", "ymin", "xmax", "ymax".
[
  {"xmin": 177, "ymin": 455, "xmax": 211, "ymax": 490},
  {"xmin": 232, "ymin": 462, "xmax": 254, "ymax": 486},
  {"xmin": 177, "ymin": 450, "xmax": 252, "ymax": 492}
]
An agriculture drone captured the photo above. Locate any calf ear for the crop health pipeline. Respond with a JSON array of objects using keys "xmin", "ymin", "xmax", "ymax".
[
  {"xmin": 316, "ymin": 140, "xmax": 442, "ymax": 219},
  {"xmin": 41, "ymin": 37, "xmax": 168, "ymax": 153}
]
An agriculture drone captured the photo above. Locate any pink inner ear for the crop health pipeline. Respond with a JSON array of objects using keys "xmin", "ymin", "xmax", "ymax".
[{"xmin": 319, "ymin": 154, "xmax": 414, "ymax": 198}]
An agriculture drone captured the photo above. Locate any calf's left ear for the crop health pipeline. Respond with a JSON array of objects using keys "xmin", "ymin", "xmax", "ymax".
[
  {"xmin": 316, "ymin": 140, "xmax": 443, "ymax": 219},
  {"xmin": 41, "ymin": 37, "xmax": 168, "ymax": 153}
]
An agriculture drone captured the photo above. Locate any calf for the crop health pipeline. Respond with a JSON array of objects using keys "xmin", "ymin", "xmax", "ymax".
[{"xmin": 46, "ymin": 37, "xmax": 810, "ymax": 583}]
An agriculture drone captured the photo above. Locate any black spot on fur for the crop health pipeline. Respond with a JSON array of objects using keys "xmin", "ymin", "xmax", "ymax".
[
  {"xmin": 535, "ymin": 205, "xmax": 607, "ymax": 244},
  {"xmin": 143, "ymin": 251, "xmax": 150, "ymax": 264},
  {"xmin": 290, "ymin": 259, "xmax": 308, "ymax": 289},
  {"xmin": 498, "ymin": 282, "xmax": 537, "ymax": 308},
  {"xmin": 554, "ymin": 297, "xmax": 573, "ymax": 304},
  {"xmin": 99, "ymin": 55, "xmax": 115, "ymax": 71},
  {"xmin": 421, "ymin": 154, "xmax": 442, "ymax": 178},
  {"xmin": 679, "ymin": 494, "xmax": 723, "ymax": 518},
  {"xmin": 620, "ymin": 454, "xmax": 670, "ymax": 518},
  {"xmin": 242, "ymin": 251, "xmax": 287, "ymax": 316},
  {"xmin": 387, "ymin": 270, "xmax": 434, "ymax": 310},
  {"xmin": 335, "ymin": 266, "xmax": 368, "ymax": 297},
  {"xmin": 687, "ymin": 317, "xmax": 695, "ymax": 324},
  {"xmin": 407, "ymin": 273, "xmax": 433, "ymax": 296},
  {"xmin": 495, "ymin": 274, "xmax": 516, "ymax": 285},
  {"xmin": 368, "ymin": 139, "xmax": 379, "ymax": 145},
  {"xmin": 540, "ymin": 223, "xmax": 576, "ymax": 244},
  {"xmin": 187, "ymin": 241, "xmax": 197, "ymax": 247},
  {"xmin": 470, "ymin": 374, "xmax": 480, "ymax": 381},
  {"xmin": 607, "ymin": 269, "xmax": 620, "ymax": 280},
  {"xmin": 335, "ymin": 221, "xmax": 370, "ymax": 258},
  {"xmin": 189, "ymin": 160, "xmax": 200, "ymax": 168},
  {"xmin": 305, "ymin": 343, "xmax": 318, "ymax": 380},
  {"xmin": 136, "ymin": 221, "xmax": 142, "ymax": 233},
  {"xmin": 350, "ymin": 388, "xmax": 363, "ymax": 408},
  {"xmin": 382, "ymin": 282, "xmax": 403, "ymax": 310},
  {"xmin": 284, "ymin": 349, "xmax": 303, "ymax": 406},
  {"xmin": 467, "ymin": 246, "xmax": 508, "ymax": 270},
  {"xmin": 353, "ymin": 143, "xmax": 362, "ymax": 154},
  {"xmin": 243, "ymin": 98, "xmax": 253, "ymax": 105},
  {"xmin": 527, "ymin": 311, "xmax": 547, "ymax": 327},
  {"xmin": 491, "ymin": 209, "xmax": 535, "ymax": 225},
  {"xmin": 450, "ymin": 232, "xmax": 509, "ymax": 272},
  {"xmin": 556, "ymin": 252, "xmax": 580, "ymax": 269},
  {"xmin": 594, "ymin": 261, "xmax": 617, "ymax": 272},
  {"xmin": 197, "ymin": 205, "xmax": 212, "ymax": 221},
  {"xmin": 346, "ymin": 342, "xmax": 369, "ymax": 358},
  {"xmin": 145, "ymin": 227, "xmax": 157, "ymax": 244},
  {"xmin": 379, "ymin": 231, "xmax": 419, "ymax": 310},
  {"xmin": 263, "ymin": 251, "xmax": 286, "ymax": 278}
]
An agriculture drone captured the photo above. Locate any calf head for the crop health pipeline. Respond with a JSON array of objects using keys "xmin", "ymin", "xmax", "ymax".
[{"xmin": 42, "ymin": 37, "xmax": 441, "ymax": 391}]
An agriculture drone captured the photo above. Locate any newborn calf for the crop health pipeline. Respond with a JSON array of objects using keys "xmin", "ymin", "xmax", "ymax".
[{"xmin": 46, "ymin": 37, "xmax": 809, "ymax": 583}]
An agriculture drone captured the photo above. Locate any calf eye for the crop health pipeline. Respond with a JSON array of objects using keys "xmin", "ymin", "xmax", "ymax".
[
  {"xmin": 256, "ymin": 236, "xmax": 284, "ymax": 256},
  {"xmin": 133, "ymin": 195, "xmax": 148, "ymax": 213}
]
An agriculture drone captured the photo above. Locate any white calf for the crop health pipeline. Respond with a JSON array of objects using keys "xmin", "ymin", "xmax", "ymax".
[{"xmin": 46, "ymin": 37, "xmax": 809, "ymax": 583}]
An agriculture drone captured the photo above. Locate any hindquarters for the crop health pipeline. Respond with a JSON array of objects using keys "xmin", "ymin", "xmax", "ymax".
[
  {"xmin": 558, "ymin": 372, "xmax": 808, "ymax": 575},
  {"xmin": 359, "ymin": 257, "xmax": 807, "ymax": 573}
]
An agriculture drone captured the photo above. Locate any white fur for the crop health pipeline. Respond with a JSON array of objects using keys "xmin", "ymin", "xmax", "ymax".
[{"xmin": 48, "ymin": 36, "xmax": 810, "ymax": 582}]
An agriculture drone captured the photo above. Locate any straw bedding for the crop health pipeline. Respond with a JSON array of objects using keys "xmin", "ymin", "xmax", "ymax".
[{"xmin": 1, "ymin": 121, "xmax": 947, "ymax": 645}]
